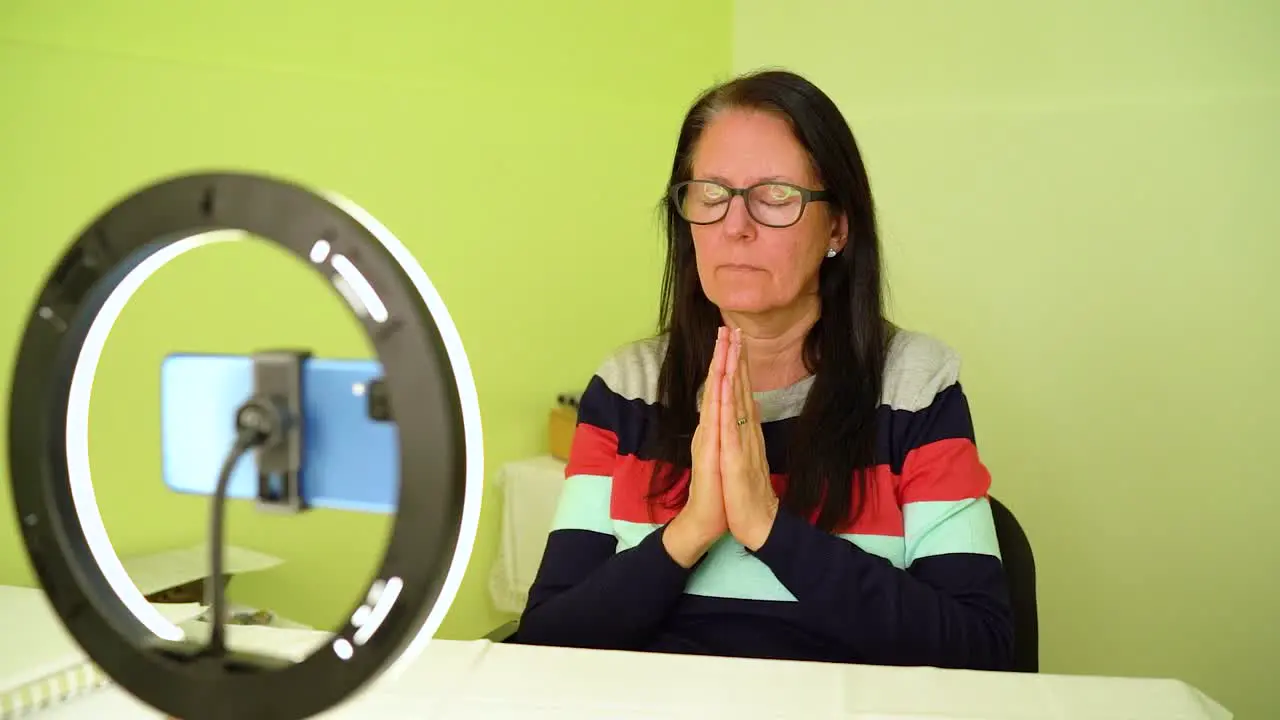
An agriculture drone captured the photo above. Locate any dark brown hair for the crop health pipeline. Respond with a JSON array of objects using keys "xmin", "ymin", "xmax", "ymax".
[{"xmin": 648, "ymin": 69, "xmax": 890, "ymax": 533}]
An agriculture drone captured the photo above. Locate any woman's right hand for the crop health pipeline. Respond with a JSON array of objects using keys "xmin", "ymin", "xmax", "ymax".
[{"xmin": 663, "ymin": 326, "xmax": 730, "ymax": 568}]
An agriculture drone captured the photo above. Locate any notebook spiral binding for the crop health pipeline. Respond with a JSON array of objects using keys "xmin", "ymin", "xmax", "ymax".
[{"xmin": 0, "ymin": 662, "xmax": 111, "ymax": 719}]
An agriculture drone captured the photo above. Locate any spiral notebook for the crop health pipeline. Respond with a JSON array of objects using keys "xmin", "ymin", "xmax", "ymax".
[
  {"xmin": 0, "ymin": 585, "xmax": 204, "ymax": 718},
  {"xmin": 0, "ymin": 544, "xmax": 284, "ymax": 718}
]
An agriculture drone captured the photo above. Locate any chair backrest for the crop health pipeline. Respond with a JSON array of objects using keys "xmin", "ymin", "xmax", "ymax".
[{"xmin": 989, "ymin": 496, "xmax": 1039, "ymax": 672}]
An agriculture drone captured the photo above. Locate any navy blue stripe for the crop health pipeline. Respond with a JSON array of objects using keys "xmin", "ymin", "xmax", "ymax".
[
  {"xmin": 879, "ymin": 383, "xmax": 977, "ymax": 474},
  {"xmin": 577, "ymin": 376, "xmax": 977, "ymax": 475},
  {"xmin": 574, "ymin": 375, "xmax": 627, "ymax": 437},
  {"xmin": 522, "ymin": 519, "xmax": 1010, "ymax": 668},
  {"xmin": 650, "ymin": 593, "xmax": 852, "ymax": 663},
  {"xmin": 575, "ymin": 375, "xmax": 654, "ymax": 458},
  {"xmin": 525, "ymin": 529, "xmax": 617, "ymax": 608},
  {"xmin": 639, "ymin": 553, "xmax": 1008, "ymax": 666},
  {"xmin": 518, "ymin": 525, "xmax": 695, "ymax": 651},
  {"xmin": 908, "ymin": 552, "xmax": 1009, "ymax": 602}
]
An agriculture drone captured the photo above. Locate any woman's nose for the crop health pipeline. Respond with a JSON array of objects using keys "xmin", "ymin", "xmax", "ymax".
[{"xmin": 721, "ymin": 195, "xmax": 754, "ymax": 236}]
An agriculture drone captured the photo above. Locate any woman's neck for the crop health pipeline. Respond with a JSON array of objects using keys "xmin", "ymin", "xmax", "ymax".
[{"xmin": 722, "ymin": 296, "xmax": 819, "ymax": 392}]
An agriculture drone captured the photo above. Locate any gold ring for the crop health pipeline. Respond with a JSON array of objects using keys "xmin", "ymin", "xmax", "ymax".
[{"xmin": 736, "ymin": 416, "xmax": 747, "ymax": 426}]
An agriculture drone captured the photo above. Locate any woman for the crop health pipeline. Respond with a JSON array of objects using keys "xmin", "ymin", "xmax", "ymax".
[{"xmin": 516, "ymin": 69, "xmax": 1014, "ymax": 670}]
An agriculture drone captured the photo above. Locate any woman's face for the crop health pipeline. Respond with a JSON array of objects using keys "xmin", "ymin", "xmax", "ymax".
[{"xmin": 688, "ymin": 108, "xmax": 845, "ymax": 317}]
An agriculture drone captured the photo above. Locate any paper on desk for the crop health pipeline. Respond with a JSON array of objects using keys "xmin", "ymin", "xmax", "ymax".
[
  {"xmin": 154, "ymin": 602, "xmax": 209, "ymax": 625},
  {"xmin": 121, "ymin": 544, "xmax": 283, "ymax": 595},
  {"xmin": 181, "ymin": 623, "xmax": 329, "ymax": 662}
]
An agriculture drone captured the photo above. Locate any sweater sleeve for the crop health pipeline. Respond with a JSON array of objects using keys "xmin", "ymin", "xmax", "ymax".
[
  {"xmin": 750, "ymin": 354, "xmax": 1015, "ymax": 670},
  {"xmin": 516, "ymin": 371, "xmax": 694, "ymax": 650}
]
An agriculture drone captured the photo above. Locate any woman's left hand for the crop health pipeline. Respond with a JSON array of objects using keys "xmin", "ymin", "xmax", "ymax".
[{"xmin": 719, "ymin": 328, "xmax": 780, "ymax": 551}]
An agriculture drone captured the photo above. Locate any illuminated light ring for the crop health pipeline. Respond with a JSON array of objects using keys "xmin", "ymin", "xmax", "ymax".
[{"xmin": 6, "ymin": 172, "xmax": 484, "ymax": 720}]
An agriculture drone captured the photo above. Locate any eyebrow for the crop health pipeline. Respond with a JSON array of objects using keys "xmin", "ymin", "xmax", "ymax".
[{"xmin": 698, "ymin": 174, "xmax": 798, "ymax": 186}]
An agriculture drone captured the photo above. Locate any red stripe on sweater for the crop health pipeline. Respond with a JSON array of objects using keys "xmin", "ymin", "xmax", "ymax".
[
  {"xmin": 607, "ymin": 455, "xmax": 906, "ymax": 536},
  {"xmin": 564, "ymin": 423, "xmax": 618, "ymax": 478},
  {"xmin": 897, "ymin": 437, "xmax": 991, "ymax": 505}
]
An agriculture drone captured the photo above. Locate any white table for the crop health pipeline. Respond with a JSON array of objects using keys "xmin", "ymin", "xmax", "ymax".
[{"xmin": 34, "ymin": 625, "xmax": 1231, "ymax": 720}]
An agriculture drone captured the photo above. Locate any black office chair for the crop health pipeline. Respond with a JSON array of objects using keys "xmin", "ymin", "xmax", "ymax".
[{"xmin": 989, "ymin": 496, "xmax": 1039, "ymax": 673}]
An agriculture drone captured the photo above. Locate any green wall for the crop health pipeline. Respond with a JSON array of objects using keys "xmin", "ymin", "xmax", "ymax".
[
  {"xmin": 3, "ymin": 1, "xmax": 1274, "ymax": 715},
  {"xmin": 0, "ymin": 1, "xmax": 731, "ymax": 640},
  {"xmin": 735, "ymin": 1, "xmax": 1278, "ymax": 716}
]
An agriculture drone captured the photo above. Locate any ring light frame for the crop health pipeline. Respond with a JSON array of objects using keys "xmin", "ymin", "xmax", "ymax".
[{"xmin": 7, "ymin": 172, "xmax": 484, "ymax": 720}]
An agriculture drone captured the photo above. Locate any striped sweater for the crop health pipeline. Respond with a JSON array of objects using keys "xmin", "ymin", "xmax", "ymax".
[{"xmin": 517, "ymin": 329, "xmax": 1014, "ymax": 670}]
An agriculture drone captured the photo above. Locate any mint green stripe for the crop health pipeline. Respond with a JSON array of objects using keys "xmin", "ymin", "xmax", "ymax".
[
  {"xmin": 688, "ymin": 534, "xmax": 795, "ymax": 601},
  {"xmin": 613, "ymin": 519, "xmax": 657, "ymax": 552},
  {"xmin": 614, "ymin": 520, "xmax": 907, "ymax": 600},
  {"xmin": 614, "ymin": 521, "xmax": 790, "ymax": 600},
  {"xmin": 904, "ymin": 498, "xmax": 1002, "ymax": 565},
  {"xmin": 549, "ymin": 474, "xmax": 614, "ymax": 535}
]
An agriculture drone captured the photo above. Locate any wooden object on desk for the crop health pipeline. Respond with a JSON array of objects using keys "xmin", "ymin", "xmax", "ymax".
[{"xmin": 547, "ymin": 394, "xmax": 579, "ymax": 461}]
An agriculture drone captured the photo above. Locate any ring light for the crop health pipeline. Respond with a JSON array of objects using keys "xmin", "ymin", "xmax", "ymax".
[{"xmin": 7, "ymin": 172, "xmax": 484, "ymax": 720}]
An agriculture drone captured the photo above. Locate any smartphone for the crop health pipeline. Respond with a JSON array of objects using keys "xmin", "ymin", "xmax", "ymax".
[{"xmin": 159, "ymin": 353, "xmax": 398, "ymax": 513}]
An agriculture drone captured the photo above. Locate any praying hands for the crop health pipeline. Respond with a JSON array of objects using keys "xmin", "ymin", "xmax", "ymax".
[{"xmin": 663, "ymin": 326, "xmax": 780, "ymax": 567}]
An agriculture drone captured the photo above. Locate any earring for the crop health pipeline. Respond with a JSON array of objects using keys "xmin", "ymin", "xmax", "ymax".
[{"xmin": 826, "ymin": 247, "xmax": 838, "ymax": 258}]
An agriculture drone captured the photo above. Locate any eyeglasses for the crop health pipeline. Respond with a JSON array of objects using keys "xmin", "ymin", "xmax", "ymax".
[{"xmin": 669, "ymin": 180, "xmax": 830, "ymax": 229}]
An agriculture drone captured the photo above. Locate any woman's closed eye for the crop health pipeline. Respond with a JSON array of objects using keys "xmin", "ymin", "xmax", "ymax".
[{"xmin": 755, "ymin": 184, "xmax": 800, "ymax": 206}]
